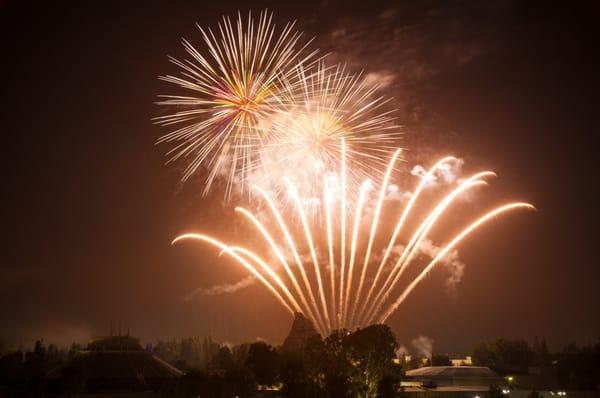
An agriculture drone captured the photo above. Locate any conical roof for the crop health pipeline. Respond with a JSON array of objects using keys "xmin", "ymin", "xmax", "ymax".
[{"xmin": 282, "ymin": 312, "xmax": 320, "ymax": 353}]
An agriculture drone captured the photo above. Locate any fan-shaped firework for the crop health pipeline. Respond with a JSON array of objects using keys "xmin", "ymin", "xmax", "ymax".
[
  {"xmin": 173, "ymin": 144, "xmax": 534, "ymax": 335},
  {"xmin": 155, "ymin": 11, "xmax": 317, "ymax": 197}
]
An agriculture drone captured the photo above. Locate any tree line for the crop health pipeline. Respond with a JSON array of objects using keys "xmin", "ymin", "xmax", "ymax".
[
  {"xmin": 1, "ymin": 332, "xmax": 599, "ymax": 396},
  {"xmin": 159, "ymin": 324, "xmax": 402, "ymax": 398}
]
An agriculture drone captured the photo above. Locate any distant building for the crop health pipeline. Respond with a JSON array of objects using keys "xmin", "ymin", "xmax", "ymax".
[
  {"xmin": 403, "ymin": 366, "xmax": 506, "ymax": 395},
  {"xmin": 46, "ymin": 334, "xmax": 182, "ymax": 395},
  {"xmin": 450, "ymin": 355, "xmax": 473, "ymax": 366}
]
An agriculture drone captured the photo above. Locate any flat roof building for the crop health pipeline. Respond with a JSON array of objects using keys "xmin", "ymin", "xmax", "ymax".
[{"xmin": 403, "ymin": 366, "xmax": 507, "ymax": 396}]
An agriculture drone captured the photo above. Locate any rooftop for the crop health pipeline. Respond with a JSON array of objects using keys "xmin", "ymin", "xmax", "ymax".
[{"xmin": 406, "ymin": 366, "xmax": 499, "ymax": 378}]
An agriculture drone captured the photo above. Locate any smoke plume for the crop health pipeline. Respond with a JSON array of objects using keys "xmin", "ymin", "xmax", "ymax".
[
  {"xmin": 183, "ymin": 276, "xmax": 256, "ymax": 301},
  {"xmin": 418, "ymin": 238, "xmax": 465, "ymax": 296},
  {"xmin": 411, "ymin": 335, "xmax": 434, "ymax": 359},
  {"xmin": 410, "ymin": 158, "xmax": 465, "ymax": 186}
]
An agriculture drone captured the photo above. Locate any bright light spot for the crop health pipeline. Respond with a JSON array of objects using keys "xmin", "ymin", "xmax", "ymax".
[
  {"xmin": 305, "ymin": 197, "xmax": 320, "ymax": 206},
  {"xmin": 327, "ymin": 173, "xmax": 339, "ymax": 184},
  {"xmin": 314, "ymin": 159, "xmax": 324, "ymax": 171}
]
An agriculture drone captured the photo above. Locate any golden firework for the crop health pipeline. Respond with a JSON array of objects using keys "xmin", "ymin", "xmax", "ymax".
[
  {"xmin": 156, "ymin": 11, "xmax": 317, "ymax": 197},
  {"xmin": 173, "ymin": 143, "xmax": 534, "ymax": 335}
]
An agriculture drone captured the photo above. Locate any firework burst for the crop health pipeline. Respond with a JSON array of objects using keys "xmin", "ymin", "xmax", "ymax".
[
  {"xmin": 251, "ymin": 62, "xmax": 401, "ymax": 205},
  {"xmin": 173, "ymin": 144, "xmax": 534, "ymax": 335},
  {"xmin": 155, "ymin": 11, "xmax": 317, "ymax": 197}
]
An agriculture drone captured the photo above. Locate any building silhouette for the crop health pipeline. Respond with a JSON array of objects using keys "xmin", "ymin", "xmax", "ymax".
[{"xmin": 47, "ymin": 332, "xmax": 182, "ymax": 395}]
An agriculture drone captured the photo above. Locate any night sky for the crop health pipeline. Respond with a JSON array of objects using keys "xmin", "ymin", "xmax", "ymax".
[{"xmin": 1, "ymin": 1, "xmax": 598, "ymax": 353}]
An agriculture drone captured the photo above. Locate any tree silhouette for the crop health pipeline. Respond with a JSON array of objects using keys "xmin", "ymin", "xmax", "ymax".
[
  {"xmin": 300, "ymin": 325, "xmax": 401, "ymax": 398},
  {"xmin": 245, "ymin": 342, "xmax": 280, "ymax": 386},
  {"xmin": 212, "ymin": 346, "xmax": 234, "ymax": 371},
  {"xmin": 431, "ymin": 354, "xmax": 452, "ymax": 366},
  {"xmin": 345, "ymin": 325, "xmax": 401, "ymax": 397}
]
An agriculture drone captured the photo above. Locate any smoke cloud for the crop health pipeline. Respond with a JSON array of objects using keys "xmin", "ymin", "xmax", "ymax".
[
  {"xmin": 183, "ymin": 276, "xmax": 256, "ymax": 301},
  {"xmin": 395, "ymin": 344, "xmax": 409, "ymax": 357},
  {"xmin": 410, "ymin": 158, "xmax": 465, "ymax": 187},
  {"xmin": 385, "ymin": 184, "xmax": 412, "ymax": 203},
  {"xmin": 411, "ymin": 335, "xmax": 434, "ymax": 359},
  {"xmin": 375, "ymin": 239, "xmax": 465, "ymax": 297},
  {"xmin": 418, "ymin": 238, "xmax": 465, "ymax": 296}
]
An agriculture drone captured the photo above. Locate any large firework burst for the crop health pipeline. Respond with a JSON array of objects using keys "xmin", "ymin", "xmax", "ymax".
[
  {"xmin": 250, "ymin": 62, "xmax": 401, "ymax": 205},
  {"xmin": 155, "ymin": 11, "xmax": 317, "ymax": 197}
]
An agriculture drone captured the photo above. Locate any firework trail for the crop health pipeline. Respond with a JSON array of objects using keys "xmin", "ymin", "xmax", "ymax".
[
  {"xmin": 155, "ymin": 11, "xmax": 317, "ymax": 197},
  {"xmin": 172, "ymin": 143, "xmax": 534, "ymax": 335},
  {"xmin": 172, "ymin": 233, "xmax": 295, "ymax": 314}
]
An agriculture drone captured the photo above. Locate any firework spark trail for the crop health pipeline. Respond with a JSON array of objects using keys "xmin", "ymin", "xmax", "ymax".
[
  {"xmin": 339, "ymin": 140, "xmax": 347, "ymax": 327},
  {"xmin": 235, "ymin": 207, "xmax": 327, "ymax": 334},
  {"xmin": 361, "ymin": 172, "xmax": 495, "ymax": 324},
  {"xmin": 172, "ymin": 234, "xmax": 294, "ymax": 314},
  {"xmin": 252, "ymin": 186, "xmax": 322, "ymax": 325},
  {"xmin": 254, "ymin": 185, "xmax": 318, "ymax": 312},
  {"xmin": 355, "ymin": 156, "xmax": 456, "ymax": 325},
  {"xmin": 378, "ymin": 203, "xmax": 536, "ymax": 323},
  {"xmin": 342, "ymin": 180, "xmax": 371, "ymax": 326},
  {"xmin": 285, "ymin": 178, "xmax": 331, "ymax": 331},
  {"xmin": 385, "ymin": 172, "xmax": 495, "ymax": 277},
  {"xmin": 361, "ymin": 174, "xmax": 493, "ymax": 325},
  {"xmin": 156, "ymin": 11, "xmax": 318, "ymax": 197},
  {"xmin": 227, "ymin": 247, "xmax": 302, "ymax": 314},
  {"xmin": 173, "ymin": 145, "xmax": 533, "ymax": 334},
  {"xmin": 324, "ymin": 176, "xmax": 337, "ymax": 329},
  {"xmin": 348, "ymin": 148, "xmax": 401, "ymax": 327}
]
